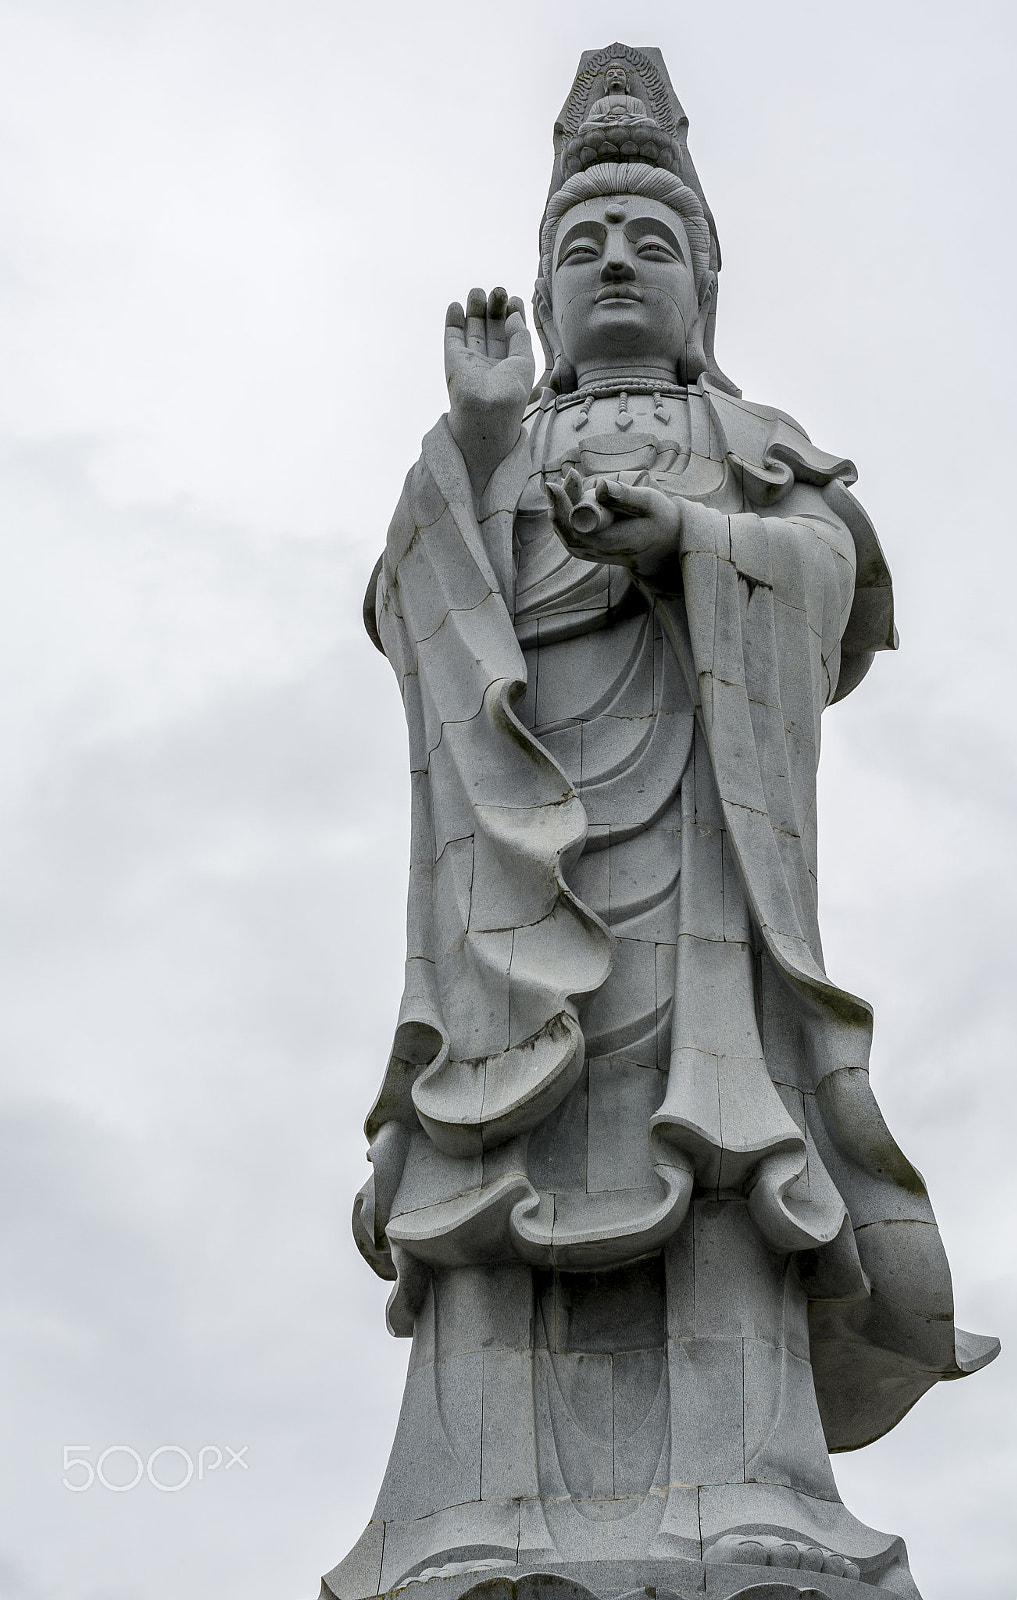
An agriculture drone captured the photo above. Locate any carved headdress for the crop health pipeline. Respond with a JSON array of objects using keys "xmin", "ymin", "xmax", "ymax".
[{"xmin": 534, "ymin": 44, "xmax": 739, "ymax": 396}]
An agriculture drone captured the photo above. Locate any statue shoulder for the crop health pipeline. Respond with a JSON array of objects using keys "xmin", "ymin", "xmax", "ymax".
[
  {"xmin": 517, "ymin": 390, "xmax": 555, "ymax": 463},
  {"xmin": 698, "ymin": 381, "xmax": 897, "ymax": 699},
  {"xmin": 522, "ymin": 388, "xmax": 554, "ymax": 428},
  {"xmin": 701, "ymin": 381, "xmax": 857, "ymax": 494}
]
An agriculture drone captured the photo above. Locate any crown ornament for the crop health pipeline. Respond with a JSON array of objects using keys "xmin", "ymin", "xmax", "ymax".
[
  {"xmin": 560, "ymin": 74, "xmax": 681, "ymax": 179},
  {"xmin": 535, "ymin": 44, "xmax": 740, "ymax": 399},
  {"xmin": 544, "ymin": 44, "xmax": 720, "ymax": 274}
]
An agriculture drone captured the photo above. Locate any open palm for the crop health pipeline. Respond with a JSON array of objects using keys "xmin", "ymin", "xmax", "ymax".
[{"xmin": 445, "ymin": 286, "xmax": 535, "ymax": 493}]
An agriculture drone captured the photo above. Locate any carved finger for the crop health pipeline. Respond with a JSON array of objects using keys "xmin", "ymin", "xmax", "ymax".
[
  {"xmin": 595, "ymin": 477, "xmax": 655, "ymax": 515},
  {"xmin": 563, "ymin": 467, "xmax": 585, "ymax": 506},
  {"xmin": 505, "ymin": 307, "xmax": 533, "ymax": 368},
  {"xmin": 544, "ymin": 480, "xmax": 575, "ymax": 535},
  {"xmin": 465, "ymin": 286, "xmax": 487, "ymax": 353},
  {"xmin": 443, "ymin": 302, "xmax": 467, "ymax": 377},
  {"xmin": 486, "ymin": 285, "xmax": 509, "ymax": 359}
]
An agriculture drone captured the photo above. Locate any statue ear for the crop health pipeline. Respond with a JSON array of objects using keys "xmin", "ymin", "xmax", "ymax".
[
  {"xmin": 532, "ymin": 279, "xmax": 576, "ymax": 393},
  {"xmin": 680, "ymin": 271, "xmax": 716, "ymax": 385},
  {"xmin": 698, "ymin": 272, "xmax": 742, "ymax": 396},
  {"xmin": 549, "ymin": 355, "xmax": 578, "ymax": 394}
]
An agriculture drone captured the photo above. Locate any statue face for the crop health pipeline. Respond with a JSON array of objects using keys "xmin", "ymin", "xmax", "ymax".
[{"xmin": 550, "ymin": 195, "xmax": 700, "ymax": 375}]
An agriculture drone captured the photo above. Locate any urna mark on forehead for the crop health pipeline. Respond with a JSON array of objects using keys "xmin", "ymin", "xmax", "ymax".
[
  {"xmin": 552, "ymin": 194, "xmax": 692, "ymax": 273},
  {"xmin": 538, "ymin": 169, "xmax": 712, "ymax": 303}
]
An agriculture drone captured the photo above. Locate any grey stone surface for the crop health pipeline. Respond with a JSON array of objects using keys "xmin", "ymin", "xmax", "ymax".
[
  {"xmin": 325, "ymin": 40, "xmax": 1000, "ymax": 1600},
  {"xmin": 323, "ymin": 1563, "xmax": 907, "ymax": 1600}
]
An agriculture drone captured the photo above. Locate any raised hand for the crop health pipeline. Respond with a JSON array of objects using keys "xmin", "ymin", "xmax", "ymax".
[
  {"xmin": 546, "ymin": 472, "xmax": 683, "ymax": 581},
  {"xmin": 445, "ymin": 287, "xmax": 535, "ymax": 496}
]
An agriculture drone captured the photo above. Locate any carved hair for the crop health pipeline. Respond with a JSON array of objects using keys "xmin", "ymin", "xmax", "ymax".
[{"xmin": 538, "ymin": 162, "xmax": 712, "ymax": 299}]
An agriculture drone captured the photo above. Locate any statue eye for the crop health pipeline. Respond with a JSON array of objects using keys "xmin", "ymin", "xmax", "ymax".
[
  {"xmin": 637, "ymin": 239, "xmax": 680, "ymax": 261},
  {"xmin": 560, "ymin": 241, "xmax": 600, "ymax": 264}
]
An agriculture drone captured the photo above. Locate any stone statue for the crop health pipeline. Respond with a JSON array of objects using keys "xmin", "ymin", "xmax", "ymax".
[{"xmin": 323, "ymin": 44, "xmax": 998, "ymax": 1600}]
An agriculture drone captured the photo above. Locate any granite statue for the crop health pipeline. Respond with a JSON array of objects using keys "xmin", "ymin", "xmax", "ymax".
[{"xmin": 323, "ymin": 44, "xmax": 999, "ymax": 1600}]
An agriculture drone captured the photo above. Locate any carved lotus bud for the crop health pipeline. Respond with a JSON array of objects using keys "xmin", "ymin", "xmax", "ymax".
[{"xmin": 561, "ymin": 116, "xmax": 679, "ymax": 178}]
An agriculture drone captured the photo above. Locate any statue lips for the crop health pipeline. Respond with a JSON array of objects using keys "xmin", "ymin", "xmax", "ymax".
[{"xmin": 595, "ymin": 282, "xmax": 644, "ymax": 303}]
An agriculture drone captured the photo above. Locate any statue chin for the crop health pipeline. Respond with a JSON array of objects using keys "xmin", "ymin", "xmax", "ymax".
[{"xmin": 324, "ymin": 40, "xmax": 996, "ymax": 1600}]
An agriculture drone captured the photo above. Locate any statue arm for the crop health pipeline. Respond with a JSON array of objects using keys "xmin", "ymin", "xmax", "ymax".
[
  {"xmin": 365, "ymin": 401, "xmax": 532, "ymax": 661},
  {"xmin": 758, "ymin": 480, "xmax": 859, "ymax": 708},
  {"xmin": 548, "ymin": 475, "xmax": 858, "ymax": 704}
]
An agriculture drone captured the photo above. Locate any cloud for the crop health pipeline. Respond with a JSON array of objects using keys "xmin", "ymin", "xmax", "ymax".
[{"xmin": 0, "ymin": 3, "xmax": 1013, "ymax": 1598}]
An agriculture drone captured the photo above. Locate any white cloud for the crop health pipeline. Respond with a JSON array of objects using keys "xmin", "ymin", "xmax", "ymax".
[{"xmin": 0, "ymin": 2, "xmax": 1013, "ymax": 1597}]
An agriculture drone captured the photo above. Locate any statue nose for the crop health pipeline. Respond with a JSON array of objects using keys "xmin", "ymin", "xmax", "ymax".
[{"xmin": 601, "ymin": 255, "xmax": 636, "ymax": 282}]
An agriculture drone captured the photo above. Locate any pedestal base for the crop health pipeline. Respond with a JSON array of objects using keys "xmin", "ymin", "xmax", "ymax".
[
  {"xmin": 322, "ymin": 1212, "xmax": 925, "ymax": 1600},
  {"xmin": 320, "ymin": 1556, "xmax": 923, "ymax": 1600}
]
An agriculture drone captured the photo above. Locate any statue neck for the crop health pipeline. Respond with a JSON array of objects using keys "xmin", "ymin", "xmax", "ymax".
[{"xmin": 574, "ymin": 358, "xmax": 680, "ymax": 389}]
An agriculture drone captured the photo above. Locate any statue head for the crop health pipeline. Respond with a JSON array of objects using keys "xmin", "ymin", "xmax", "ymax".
[
  {"xmin": 533, "ymin": 45, "xmax": 738, "ymax": 396},
  {"xmin": 538, "ymin": 165, "xmax": 715, "ymax": 390}
]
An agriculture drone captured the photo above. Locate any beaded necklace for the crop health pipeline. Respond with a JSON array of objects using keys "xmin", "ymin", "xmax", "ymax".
[{"xmin": 554, "ymin": 379, "xmax": 687, "ymax": 431}]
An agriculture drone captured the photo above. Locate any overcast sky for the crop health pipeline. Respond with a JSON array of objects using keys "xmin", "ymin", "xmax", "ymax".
[{"xmin": 0, "ymin": 3, "xmax": 1013, "ymax": 1598}]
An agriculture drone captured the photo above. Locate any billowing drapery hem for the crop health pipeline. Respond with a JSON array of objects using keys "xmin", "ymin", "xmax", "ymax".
[{"xmin": 355, "ymin": 387, "xmax": 997, "ymax": 1451}]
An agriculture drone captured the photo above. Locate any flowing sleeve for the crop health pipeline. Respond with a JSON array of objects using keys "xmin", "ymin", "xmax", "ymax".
[
  {"xmin": 353, "ymin": 417, "xmax": 613, "ymax": 1316},
  {"xmin": 645, "ymin": 393, "xmax": 998, "ymax": 1452}
]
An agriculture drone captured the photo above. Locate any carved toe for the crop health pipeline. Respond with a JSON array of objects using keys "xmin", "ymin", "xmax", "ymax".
[
  {"xmin": 729, "ymin": 1540, "xmax": 767, "ymax": 1565},
  {"xmin": 799, "ymin": 1546, "xmax": 827, "ymax": 1571},
  {"xmin": 705, "ymin": 1529, "xmax": 863, "ymax": 1582}
]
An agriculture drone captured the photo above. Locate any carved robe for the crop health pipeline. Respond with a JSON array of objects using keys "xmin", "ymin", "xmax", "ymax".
[{"xmin": 346, "ymin": 376, "xmax": 994, "ymax": 1590}]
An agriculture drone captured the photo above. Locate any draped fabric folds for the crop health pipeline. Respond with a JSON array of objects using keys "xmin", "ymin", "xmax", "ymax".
[{"xmin": 355, "ymin": 379, "xmax": 997, "ymax": 1454}]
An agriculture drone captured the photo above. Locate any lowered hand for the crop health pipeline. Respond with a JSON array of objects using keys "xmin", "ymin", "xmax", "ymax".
[{"xmin": 546, "ymin": 472, "xmax": 683, "ymax": 582}]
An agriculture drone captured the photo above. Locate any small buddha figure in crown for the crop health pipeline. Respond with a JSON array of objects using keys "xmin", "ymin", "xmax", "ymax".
[
  {"xmin": 327, "ymin": 43, "xmax": 998, "ymax": 1600},
  {"xmin": 562, "ymin": 60, "xmax": 678, "ymax": 176},
  {"xmin": 587, "ymin": 64, "xmax": 647, "ymax": 118}
]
